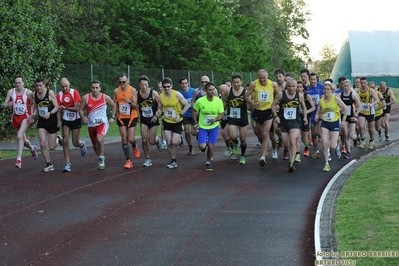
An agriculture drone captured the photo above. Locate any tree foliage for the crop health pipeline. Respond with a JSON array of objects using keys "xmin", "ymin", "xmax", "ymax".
[
  {"xmin": 0, "ymin": 0, "xmax": 63, "ymax": 137},
  {"xmin": 317, "ymin": 43, "xmax": 338, "ymax": 80}
]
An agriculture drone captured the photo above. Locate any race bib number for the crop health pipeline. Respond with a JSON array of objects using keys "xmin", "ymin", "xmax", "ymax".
[
  {"xmin": 119, "ymin": 103, "xmax": 131, "ymax": 115},
  {"xmin": 258, "ymin": 91, "xmax": 270, "ymax": 102},
  {"xmin": 13, "ymin": 103, "xmax": 26, "ymax": 115},
  {"xmin": 38, "ymin": 107, "xmax": 48, "ymax": 117},
  {"xmin": 93, "ymin": 117, "xmax": 105, "ymax": 124},
  {"xmin": 346, "ymin": 105, "xmax": 352, "ymax": 115},
  {"xmin": 323, "ymin": 111, "xmax": 334, "ymax": 121},
  {"xmin": 141, "ymin": 107, "xmax": 153, "ymax": 118},
  {"xmin": 311, "ymin": 95, "xmax": 320, "ymax": 105},
  {"xmin": 229, "ymin": 107, "xmax": 241, "ymax": 119},
  {"xmin": 361, "ymin": 103, "xmax": 369, "ymax": 112},
  {"xmin": 164, "ymin": 108, "xmax": 176, "ymax": 119},
  {"xmin": 203, "ymin": 115, "xmax": 216, "ymax": 126},
  {"xmin": 283, "ymin": 108, "xmax": 296, "ymax": 120},
  {"xmin": 63, "ymin": 110, "xmax": 77, "ymax": 121}
]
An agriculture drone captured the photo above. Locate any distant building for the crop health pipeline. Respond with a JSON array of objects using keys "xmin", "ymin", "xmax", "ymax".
[{"xmin": 331, "ymin": 30, "xmax": 399, "ymax": 87}]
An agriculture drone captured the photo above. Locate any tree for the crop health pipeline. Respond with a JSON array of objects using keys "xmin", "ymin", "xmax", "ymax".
[
  {"xmin": 317, "ymin": 43, "xmax": 338, "ymax": 80},
  {"xmin": 0, "ymin": 0, "xmax": 63, "ymax": 137}
]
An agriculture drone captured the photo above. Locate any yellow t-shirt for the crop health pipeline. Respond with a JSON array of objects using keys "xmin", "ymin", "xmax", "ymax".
[{"xmin": 253, "ymin": 79, "xmax": 274, "ymax": 110}]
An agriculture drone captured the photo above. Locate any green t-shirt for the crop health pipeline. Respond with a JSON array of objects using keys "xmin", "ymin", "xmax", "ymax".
[{"xmin": 193, "ymin": 96, "xmax": 224, "ymax": 129}]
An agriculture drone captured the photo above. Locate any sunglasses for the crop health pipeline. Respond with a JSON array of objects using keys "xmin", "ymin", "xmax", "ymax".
[
  {"xmin": 119, "ymin": 81, "xmax": 127, "ymax": 84},
  {"xmin": 162, "ymin": 85, "xmax": 171, "ymax": 89}
]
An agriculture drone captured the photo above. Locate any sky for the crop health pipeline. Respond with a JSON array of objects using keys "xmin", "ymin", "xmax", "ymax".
[{"xmin": 304, "ymin": 0, "xmax": 398, "ymax": 60}]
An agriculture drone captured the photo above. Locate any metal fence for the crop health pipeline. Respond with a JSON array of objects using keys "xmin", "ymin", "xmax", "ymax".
[{"xmin": 59, "ymin": 64, "xmax": 258, "ymax": 95}]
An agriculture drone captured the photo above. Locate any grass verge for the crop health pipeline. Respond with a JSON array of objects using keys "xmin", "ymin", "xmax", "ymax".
[{"xmin": 334, "ymin": 157, "xmax": 399, "ymax": 265}]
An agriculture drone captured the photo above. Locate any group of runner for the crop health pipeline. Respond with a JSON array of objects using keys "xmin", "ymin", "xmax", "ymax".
[{"xmin": 2, "ymin": 70, "xmax": 396, "ymax": 172}]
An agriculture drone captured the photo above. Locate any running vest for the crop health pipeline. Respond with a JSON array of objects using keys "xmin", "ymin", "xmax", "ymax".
[
  {"xmin": 116, "ymin": 86, "xmax": 138, "ymax": 121},
  {"xmin": 86, "ymin": 93, "xmax": 108, "ymax": 127},
  {"xmin": 340, "ymin": 92, "xmax": 355, "ymax": 117},
  {"xmin": 138, "ymin": 89, "xmax": 157, "ymax": 119},
  {"xmin": 58, "ymin": 89, "xmax": 81, "ymax": 121},
  {"xmin": 227, "ymin": 87, "xmax": 247, "ymax": 122},
  {"xmin": 35, "ymin": 89, "xmax": 56, "ymax": 122},
  {"xmin": 280, "ymin": 91, "xmax": 301, "ymax": 122},
  {"xmin": 253, "ymin": 79, "xmax": 274, "ymax": 110},
  {"xmin": 379, "ymin": 87, "xmax": 391, "ymax": 112},
  {"xmin": 358, "ymin": 87, "xmax": 374, "ymax": 115},
  {"xmin": 319, "ymin": 95, "xmax": 341, "ymax": 122},
  {"xmin": 160, "ymin": 90, "xmax": 182, "ymax": 123},
  {"xmin": 11, "ymin": 88, "xmax": 30, "ymax": 117},
  {"xmin": 375, "ymin": 92, "xmax": 384, "ymax": 117},
  {"xmin": 180, "ymin": 87, "xmax": 195, "ymax": 118}
]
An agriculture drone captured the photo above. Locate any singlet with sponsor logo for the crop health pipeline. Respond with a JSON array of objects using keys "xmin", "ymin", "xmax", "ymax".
[
  {"xmin": 35, "ymin": 89, "xmax": 57, "ymax": 123},
  {"xmin": 340, "ymin": 92, "xmax": 355, "ymax": 117},
  {"xmin": 227, "ymin": 87, "xmax": 247, "ymax": 122},
  {"xmin": 86, "ymin": 93, "xmax": 108, "ymax": 127},
  {"xmin": 11, "ymin": 88, "xmax": 31, "ymax": 117},
  {"xmin": 319, "ymin": 95, "xmax": 341, "ymax": 122},
  {"xmin": 279, "ymin": 91, "xmax": 301, "ymax": 122},
  {"xmin": 358, "ymin": 87, "xmax": 375, "ymax": 115},
  {"xmin": 253, "ymin": 79, "xmax": 274, "ymax": 110},
  {"xmin": 160, "ymin": 90, "xmax": 182, "ymax": 124},
  {"xmin": 57, "ymin": 89, "xmax": 81, "ymax": 121},
  {"xmin": 138, "ymin": 89, "xmax": 157, "ymax": 119}
]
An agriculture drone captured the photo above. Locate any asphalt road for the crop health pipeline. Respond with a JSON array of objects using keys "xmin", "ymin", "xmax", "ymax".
[{"xmin": 1, "ymin": 108, "xmax": 398, "ymax": 266}]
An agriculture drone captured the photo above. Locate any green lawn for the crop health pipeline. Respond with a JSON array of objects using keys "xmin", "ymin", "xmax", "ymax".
[{"xmin": 334, "ymin": 157, "xmax": 399, "ymax": 265}]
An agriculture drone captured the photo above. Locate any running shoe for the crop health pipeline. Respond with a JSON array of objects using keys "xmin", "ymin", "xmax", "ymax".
[
  {"xmin": 353, "ymin": 139, "xmax": 359, "ymax": 148},
  {"xmin": 156, "ymin": 136, "xmax": 163, "ymax": 152},
  {"xmin": 162, "ymin": 142, "xmax": 168, "ymax": 150},
  {"xmin": 272, "ymin": 149, "xmax": 278, "ymax": 159},
  {"xmin": 288, "ymin": 162, "xmax": 295, "ymax": 172},
  {"xmin": 142, "ymin": 158, "xmax": 152, "ymax": 167},
  {"xmin": 259, "ymin": 156, "xmax": 266, "ymax": 167},
  {"xmin": 124, "ymin": 160, "xmax": 133, "ymax": 169},
  {"xmin": 188, "ymin": 147, "xmax": 195, "ymax": 155},
  {"xmin": 368, "ymin": 141, "xmax": 375, "ymax": 150},
  {"xmin": 31, "ymin": 145, "xmax": 38, "ymax": 160},
  {"xmin": 328, "ymin": 149, "xmax": 332, "ymax": 161},
  {"xmin": 359, "ymin": 140, "xmax": 365, "ymax": 148},
  {"xmin": 63, "ymin": 162, "xmax": 71, "ymax": 172},
  {"xmin": 80, "ymin": 141, "xmax": 87, "ymax": 157},
  {"xmin": 167, "ymin": 160, "xmax": 178, "ymax": 169},
  {"xmin": 385, "ymin": 135, "xmax": 390, "ymax": 141},
  {"xmin": 295, "ymin": 153, "xmax": 301, "ymax": 163},
  {"xmin": 239, "ymin": 156, "xmax": 246, "ymax": 165},
  {"xmin": 303, "ymin": 147, "xmax": 310, "ymax": 157},
  {"xmin": 311, "ymin": 151, "xmax": 320, "ymax": 159},
  {"xmin": 15, "ymin": 159, "xmax": 22, "ymax": 169},
  {"xmin": 283, "ymin": 149, "xmax": 289, "ymax": 160},
  {"xmin": 256, "ymin": 141, "xmax": 262, "ymax": 147},
  {"xmin": 233, "ymin": 143, "xmax": 238, "ymax": 155},
  {"xmin": 179, "ymin": 136, "xmax": 184, "ymax": 148},
  {"xmin": 98, "ymin": 157, "xmax": 105, "ymax": 170},
  {"xmin": 57, "ymin": 133, "xmax": 64, "ymax": 146},
  {"xmin": 223, "ymin": 148, "xmax": 232, "ymax": 157},
  {"xmin": 205, "ymin": 162, "xmax": 213, "ymax": 171},
  {"xmin": 378, "ymin": 131, "xmax": 383, "ymax": 142},
  {"xmin": 43, "ymin": 164, "xmax": 54, "ymax": 172},
  {"xmin": 323, "ymin": 163, "xmax": 330, "ymax": 172},
  {"xmin": 277, "ymin": 138, "xmax": 283, "ymax": 149},
  {"xmin": 340, "ymin": 146, "xmax": 346, "ymax": 154},
  {"xmin": 133, "ymin": 145, "xmax": 141, "ymax": 158},
  {"xmin": 230, "ymin": 153, "xmax": 238, "ymax": 160},
  {"xmin": 335, "ymin": 146, "xmax": 341, "ymax": 159},
  {"xmin": 344, "ymin": 152, "xmax": 352, "ymax": 159}
]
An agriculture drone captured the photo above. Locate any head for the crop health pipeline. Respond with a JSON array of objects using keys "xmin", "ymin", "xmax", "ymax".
[
  {"xmin": 285, "ymin": 72, "xmax": 292, "ymax": 82},
  {"xmin": 219, "ymin": 84, "xmax": 228, "ymax": 94},
  {"xmin": 323, "ymin": 82, "xmax": 335, "ymax": 95},
  {"xmin": 379, "ymin": 81, "xmax": 387, "ymax": 91},
  {"xmin": 224, "ymin": 79, "xmax": 232, "ymax": 88},
  {"xmin": 200, "ymin": 76, "xmax": 210, "ymax": 89},
  {"xmin": 369, "ymin": 81, "xmax": 376, "ymax": 89},
  {"xmin": 157, "ymin": 81, "xmax": 163, "ymax": 92},
  {"xmin": 14, "ymin": 75, "xmax": 25, "ymax": 89},
  {"xmin": 161, "ymin": 77, "xmax": 173, "ymax": 94},
  {"xmin": 274, "ymin": 68, "xmax": 285, "ymax": 85},
  {"xmin": 355, "ymin": 77, "xmax": 361, "ymax": 89},
  {"xmin": 138, "ymin": 75, "xmax": 150, "ymax": 91},
  {"xmin": 337, "ymin": 77, "xmax": 346, "ymax": 90},
  {"xmin": 286, "ymin": 78, "xmax": 297, "ymax": 94},
  {"xmin": 119, "ymin": 74, "xmax": 129, "ymax": 89},
  {"xmin": 60, "ymin": 77, "xmax": 71, "ymax": 93},
  {"xmin": 35, "ymin": 77, "xmax": 47, "ymax": 92},
  {"xmin": 257, "ymin": 69, "xmax": 268, "ymax": 85},
  {"xmin": 90, "ymin": 80, "xmax": 102, "ymax": 96},
  {"xmin": 179, "ymin": 77, "xmax": 189, "ymax": 91},
  {"xmin": 343, "ymin": 79, "xmax": 352, "ymax": 92},
  {"xmin": 231, "ymin": 74, "xmax": 242, "ymax": 89},
  {"xmin": 300, "ymin": 68, "xmax": 310, "ymax": 85},
  {"xmin": 360, "ymin": 77, "xmax": 368, "ymax": 90},
  {"xmin": 309, "ymin": 73, "xmax": 318, "ymax": 87},
  {"xmin": 297, "ymin": 81, "xmax": 305, "ymax": 93},
  {"xmin": 205, "ymin": 82, "xmax": 216, "ymax": 97}
]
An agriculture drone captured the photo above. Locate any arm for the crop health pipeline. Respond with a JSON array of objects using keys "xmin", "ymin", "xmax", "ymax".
[
  {"xmin": 79, "ymin": 95, "xmax": 88, "ymax": 124},
  {"xmin": 177, "ymin": 92, "xmax": 189, "ymax": 122},
  {"xmin": 314, "ymin": 105, "xmax": 321, "ymax": 122},
  {"xmin": 2, "ymin": 89, "xmax": 13, "ymax": 109},
  {"xmin": 151, "ymin": 91, "xmax": 161, "ymax": 123},
  {"xmin": 352, "ymin": 92, "xmax": 362, "ymax": 119},
  {"xmin": 369, "ymin": 89, "xmax": 380, "ymax": 107},
  {"xmin": 299, "ymin": 93, "xmax": 308, "ymax": 125},
  {"xmin": 271, "ymin": 92, "xmax": 282, "ymax": 124},
  {"xmin": 192, "ymin": 102, "xmax": 199, "ymax": 130},
  {"xmin": 244, "ymin": 82, "xmax": 259, "ymax": 108},
  {"xmin": 388, "ymin": 89, "xmax": 396, "ymax": 106},
  {"xmin": 336, "ymin": 95, "xmax": 348, "ymax": 121},
  {"xmin": 376, "ymin": 92, "xmax": 386, "ymax": 110},
  {"xmin": 105, "ymin": 95, "xmax": 116, "ymax": 123},
  {"xmin": 306, "ymin": 94, "xmax": 315, "ymax": 114}
]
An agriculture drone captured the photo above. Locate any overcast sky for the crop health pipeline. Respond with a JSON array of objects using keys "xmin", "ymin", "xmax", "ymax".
[{"xmin": 304, "ymin": 0, "xmax": 398, "ymax": 60}]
